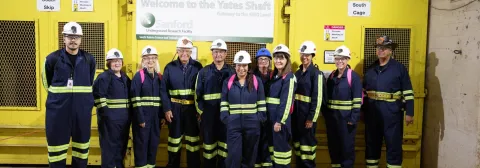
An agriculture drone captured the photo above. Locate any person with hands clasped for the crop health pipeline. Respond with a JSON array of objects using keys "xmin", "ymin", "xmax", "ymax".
[
  {"xmin": 325, "ymin": 45, "xmax": 362, "ymax": 168},
  {"xmin": 130, "ymin": 45, "xmax": 168, "ymax": 168},
  {"xmin": 220, "ymin": 50, "xmax": 267, "ymax": 168},
  {"xmin": 93, "ymin": 48, "xmax": 131, "ymax": 168},
  {"xmin": 266, "ymin": 44, "xmax": 297, "ymax": 168},
  {"xmin": 292, "ymin": 41, "xmax": 327, "ymax": 168}
]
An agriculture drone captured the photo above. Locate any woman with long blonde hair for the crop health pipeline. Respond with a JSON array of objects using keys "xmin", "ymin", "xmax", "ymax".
[{"xmin": 130, "ymin": 45, "xmax": 168, "ymax": 168}]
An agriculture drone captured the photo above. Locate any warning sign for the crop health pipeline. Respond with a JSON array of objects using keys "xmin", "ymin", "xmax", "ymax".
[{"xmin": 324, "ymin": 25, "xmax": 345, "ymax": 42}]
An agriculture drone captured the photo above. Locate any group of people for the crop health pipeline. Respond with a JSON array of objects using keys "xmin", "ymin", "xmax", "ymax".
[{"xmin": 42, "ymin": 21, "xmax": 414, "ymax": 168}]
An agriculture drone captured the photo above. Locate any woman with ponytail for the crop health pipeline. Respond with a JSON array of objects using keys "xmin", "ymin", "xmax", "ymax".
[{"xmin": 220, "ymin": 50, "xmax": 267, "ymax": 168}]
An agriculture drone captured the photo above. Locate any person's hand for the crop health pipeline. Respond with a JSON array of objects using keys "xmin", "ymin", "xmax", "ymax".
[
  {"xmin": 274, "ymin": 122, "xmax": 282, "ymax": 132},
  {"xmin": 165, "ymin": 111, "xmax": 173, "ymax": 123},
  {"xmin": 347, "ymin": 122, "xmax": 353, "ymax": 125},
  {"xmin": 139, "ymin": 122, "xmax": 145, "ymax": 128},
  {"xmin": 305, "ymin": 120, "xmax": 313, "ymax": 129},
  {"xmin": 405, "ymin": 115, "xmax": 414, "ymax": 126},
  {"xmin": 197, "ymin": 113, "xmax": 201, "ymax": 122}
]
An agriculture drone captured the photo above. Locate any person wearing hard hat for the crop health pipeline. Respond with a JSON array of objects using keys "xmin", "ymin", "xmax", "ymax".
[
  {"xmin": 291, "ymin": 41, "xmax": 327, "ymax": 168},
  {"xmin": 266, "ymin": 44, "xmax": 297, "ymax": 168},
  {"xmin": 41, "ymin": 21, "xmax": 96, "ymax": 168},
  {"xmin": 253, "ymin": 48, "xmax": 273, "ymax": 84},
  {"xmin": 130, "ymin": 45, "xmax": 168, "ymax": 168},
  {"xmin": 363, "ymin": 35, "xmax": 414, "ymax": 168},
  {"xmin": 324, "ymin": 45, "xmax": 362, "ymax": 168},
  {"xmin": 164, "ymin": 37, "xmax": 203, "ymax": 168},
  {"xmin": 194, "ymin": 39, "xmax": 234, "ymax": 168},
  {"xmin": 220, "ymin": 50, "xmax": 266, "ymax": 168},
  {"xmin": 253, "ymin": 48, "xmax": 274, "ymax": 167},
  {"xmin": 92, "ymin": 48, "xmax": 131, "ymax": 168}
]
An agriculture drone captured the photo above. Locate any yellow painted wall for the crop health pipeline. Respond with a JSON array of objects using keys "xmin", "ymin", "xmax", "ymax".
[
  {"xmin": 286, "ymin": 0, "xmax": 428, "ymax": 167},
  {"xmin": 0, "ymin": 0, "xmax": 120, "ymax": 165},
  {"xmin": 0, "ymin": 0, "xmax": 428, "ymax": 167}
]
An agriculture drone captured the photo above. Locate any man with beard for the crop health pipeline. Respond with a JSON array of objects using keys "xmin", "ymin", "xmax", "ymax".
[{"xmin": 41, "ymin": 21, "xmax": 96, "ymax": 168}]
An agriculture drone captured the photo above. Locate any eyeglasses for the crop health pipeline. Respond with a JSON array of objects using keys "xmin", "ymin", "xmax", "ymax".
[
  {"xmin": 143, "ymin": 56, "xmax": 157, "ymax": 61},
  {"xmin": 376, "ymin": 46, "xmax": 391, "ymax": 51},
  {"xmin": 178, "ymin": 49, "xmax": 192, "ymax": 54},
  {"xmin": 334, "ymin": 57, "xmax": 347, "ymax": 62},
  {"xmin": 258, "ymin": 57, "xmax": 270, "ymax": 62},
  {"xmin": 65, "ymin": 35, "xmax": 81, "ymax": 40}
]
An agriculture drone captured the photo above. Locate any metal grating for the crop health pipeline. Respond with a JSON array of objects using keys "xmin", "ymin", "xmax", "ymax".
[
  {"xmin": 58, "ymin": 22, "xmax": 105, "ymax": 69},
  {"xmin": 363, "ymin": 28, "xmax": 411, "ymax": 73},
  {"xmin": 0, "ymin": 21, "xmax": 37, "ymax": 107},
  {"xmin": 226, "ymin": 42, "xmax": 267, "ymax": 67}
]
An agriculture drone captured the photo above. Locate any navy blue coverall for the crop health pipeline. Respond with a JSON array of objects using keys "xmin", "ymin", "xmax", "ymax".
[
  {"xmin": 363, "ymin": 59, "xmax": 414, "ymax": 167},
  {"xmin": 164, "ymin": 58, "xmax": 203, "ymax": 168},
  {"xmin": 195, "ymin": 63, "xmax": 234, "ymax": 168},
  {"xmin": 42, "ymin": 48, "xmax": 96, "ymax": 168},
  {"xmin": 253, "ymin": 69, "xmax": 273, "ymax": 168},
  {"xmin": 220, "ymin": 74, "xmax": 267, "ymax": 168},
  {"xmin": 130, "ymin": 68, "xmax": 169, "ymax": 168},
  {"xmin": 266, "ymin": 72, "xmax": 297, "ymax": 168},
  {"xmin": 325, "ymin": 69, "xmax": 362, "ymax": 168},
  {"xmin": 93, "ymin": 70, "xmax": 131, "ymax": 168},
  {"xmin": 292, "ymin": 64, "xmax": 328, "ymax": 168}
]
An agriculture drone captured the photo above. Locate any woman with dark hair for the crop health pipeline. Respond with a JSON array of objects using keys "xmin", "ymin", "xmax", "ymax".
[
  {"xmin": 292, "ymin": 41, "xmax": 328, "ymax": 168},
  {"xmin": 266, "ymin": 44, "xmax": 297, "ymax": 168},
  {"xmin": 93, "ymin": 48, "xmax": 131, "ymax": 168},
  {"xmin": 325, "ymin": 45, "xmax": 362, "ymax": 168},
  {"xmin": 220, "ymin": 50, "xmax": 267, "ymax": 168},
  {"xmin": 253, "ymin": 48, "xmax": 274, "ymax": 168}
]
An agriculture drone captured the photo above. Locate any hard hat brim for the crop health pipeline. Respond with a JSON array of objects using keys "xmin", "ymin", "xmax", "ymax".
[
  {"xmin": 210, "ymin": 47, "xmax": 227, "ymax": 51},
  {"xmin": 106, "ymin": 58, "xmax": 123, "ymax": 60},
  {"xmin": 63, "ymin": 33, "xmax": 83, "ymax": 36},
  {"xmin": 333, "ymin": 55, "xmax": 350, "ymax": 58},
  {"xmin": 235, "ymin": 62, "xmax": 251, "ymax": 64}
]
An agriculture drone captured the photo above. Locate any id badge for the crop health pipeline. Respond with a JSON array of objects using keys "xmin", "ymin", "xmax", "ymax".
[{"xmin": 67, "ymin": 79, "xmax": 74, "ymax": 88}]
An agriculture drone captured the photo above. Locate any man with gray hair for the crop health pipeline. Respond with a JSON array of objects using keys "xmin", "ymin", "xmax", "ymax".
[{"xmin": 163, "ymin": 36, "xmax": 203, "ymax": 168}]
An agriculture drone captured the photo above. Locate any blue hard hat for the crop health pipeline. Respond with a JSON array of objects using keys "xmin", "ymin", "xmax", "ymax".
[{"xmin": 256, "ymin": 48, "xmax": 272, "ymax": 59}]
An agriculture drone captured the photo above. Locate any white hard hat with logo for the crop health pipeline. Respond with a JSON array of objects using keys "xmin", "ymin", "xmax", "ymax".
[
  {"xmin": 210, "ymin": 39, "xmax": 227, "ymax": 50},
  {"xmin": 333, "ymin": 45, "xmax": 351, "ymax": 58},
  {"xmin": 299, "ymin": 41, "xmax": 316, "ymax": 55},
  {"xmin": 62, "ymin": 22, "xmax": 83, "ymax": 36},
  {"xmin": 176, "ymin": 36, "xmax": 193, "ymax": 49},
  {"xmin": 233, "ymin": 50, "xmax": 251, "ymax": 64},
  {"xmin": 141, "ymin": 45, "xmax": 158, "ymax": 57},
  {"xmin": 106, "ymin": 48, "xmax": 123, "ymax": 60},
  {"xmin": 272, "ymin": 44, "xmax": 291, "ymax": 55}
]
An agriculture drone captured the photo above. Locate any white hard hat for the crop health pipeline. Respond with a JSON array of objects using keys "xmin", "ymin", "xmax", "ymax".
[
  {"xmin": 176, "ymin": 36, "xmax": 193, "ymax": 49},
  {"xmin": 210, "ymin": 39, "xmax": 227, "ymax": 50},
  {"xmin": 233, "ymin": 50, "xmax": 252, "ymax": 64},
  {"xmin": 272, "ymin": 44, "xmax": 291, "ymax": 55},
  {"xmin": 333, "ymin": 45, "xmax": 351, "ymax": 58},
  {"xmin": 299, "ymin": 41, "xmax": 316, "ymax": 54},
  {"xmin": 62, "ymin": 22, "xmax": 83, "ymax": 36},
  {"xmin": 141, "ymin": 45, "xmax": 158, "ymax": 57},
  {"xmin": 106, "ymin": 48, "xmax": 123, "ymax": 60}
]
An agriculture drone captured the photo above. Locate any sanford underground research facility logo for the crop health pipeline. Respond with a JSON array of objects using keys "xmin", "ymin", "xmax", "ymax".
[{"xmin": 141, "ymin": 12, "xmax": 155, "ymax": 28}]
